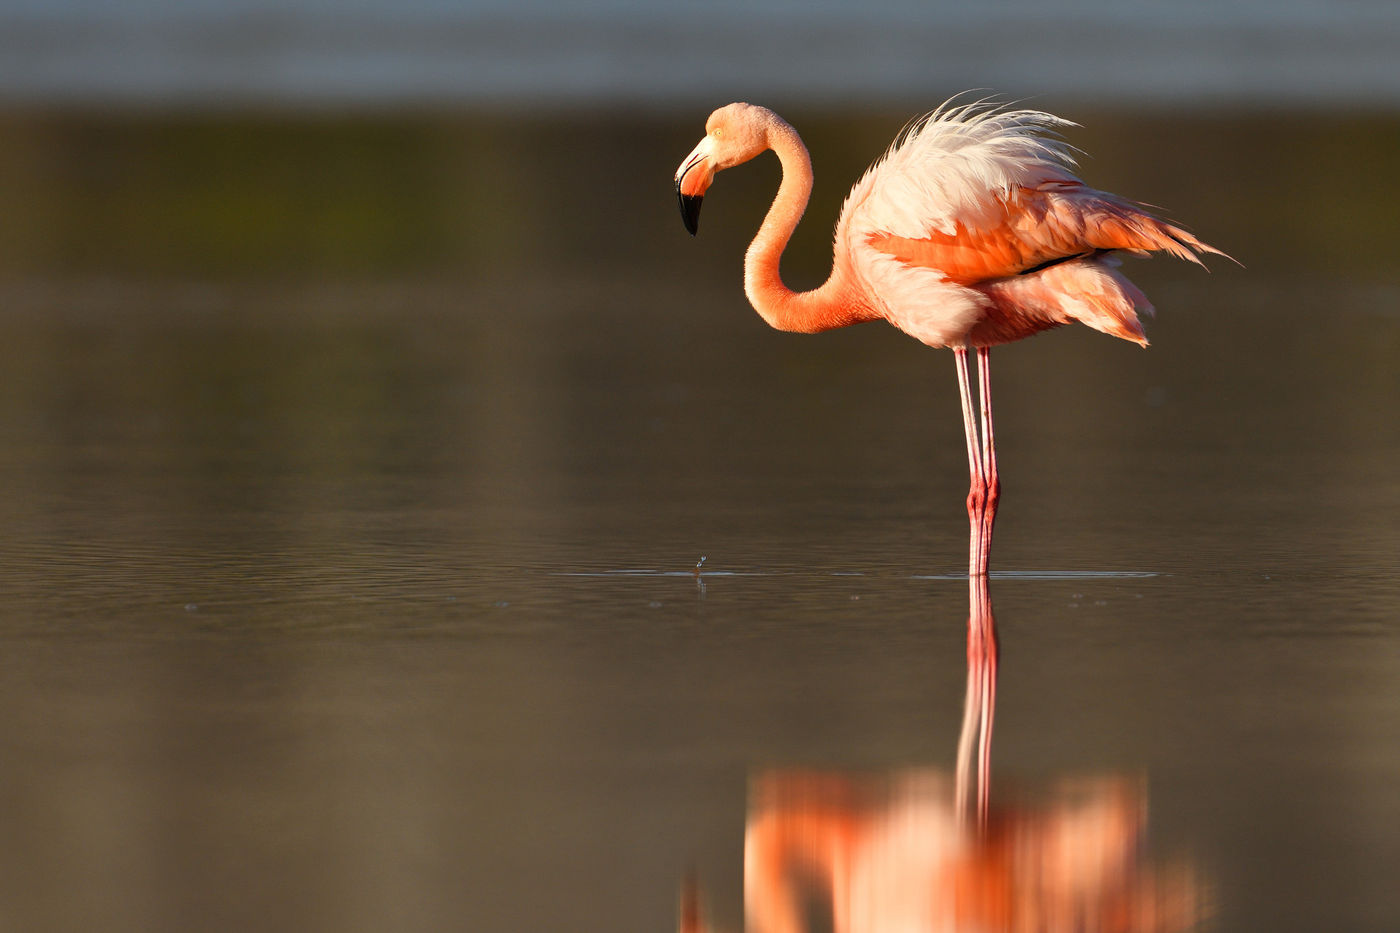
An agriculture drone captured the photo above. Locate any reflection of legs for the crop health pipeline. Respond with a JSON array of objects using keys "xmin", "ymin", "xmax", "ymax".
[
  {"xmin": 956, "ymin": 572, "xmax": 998, "ymax": 827},
  {"xmin": 973, "ymin": 573, "xmax": 997, "ymax": 824},
  {"xmin": 954, "ymin": 599, "xmax": 981, "ymax": 817},
  {"xmin": 679, "ymin": 872, "xmax": 705, "ymax": 933}
]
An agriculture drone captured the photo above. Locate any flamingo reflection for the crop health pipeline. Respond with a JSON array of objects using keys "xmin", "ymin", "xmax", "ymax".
[{"xmin": 681, "ymin": 573, "xmax": 1204, "ymax": 933}]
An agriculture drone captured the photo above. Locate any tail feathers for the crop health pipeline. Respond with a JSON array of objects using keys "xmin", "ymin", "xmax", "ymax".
[
  {"xmin": 1079, "ymin": 262, "xmax": 1153, "ymax": 346},
  {"xmin": 1050, "ymin": 260, "xmax": 1152, "ymax": 346},
  {"xmin": 1089, "ymin": 196, "xmax": 1233, "ymax": 268},
  {"xmin": 978, "ymin": 258, "xmax": 1153, "ymax": 347}
]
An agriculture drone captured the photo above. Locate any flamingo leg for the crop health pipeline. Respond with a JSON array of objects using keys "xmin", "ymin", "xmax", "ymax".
[
  {"xmin": 955, "ymin": 348, "xmax": 1001, "ymax": 825},
  {"xmin": 975, "ymin": 347, "xmax": 1000, "ymax": 575},
  {"xmin": 955, "ymin": 348, "xmax": 999, "ymax": 577},
  {"xmin": 954, "ymin": 349, "xmax": 981, "ymax": 487},
  {"xmin": 954, "ymin": 350, "xmax": 987, "ymax": 578},
  {"xmin": 976, "ymin": 347, "xmax": 1000, "ymax": 512}
]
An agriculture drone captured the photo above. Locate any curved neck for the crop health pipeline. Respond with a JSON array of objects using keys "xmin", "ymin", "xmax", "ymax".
[{"xmin": 744, "ymin": 119, "xmax": 869, "ymax": 333}]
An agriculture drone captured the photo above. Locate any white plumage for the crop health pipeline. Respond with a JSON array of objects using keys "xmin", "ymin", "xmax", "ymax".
[{"xmin": 842, "ymin": 99, "xmax": 1081, "ymax": 240}]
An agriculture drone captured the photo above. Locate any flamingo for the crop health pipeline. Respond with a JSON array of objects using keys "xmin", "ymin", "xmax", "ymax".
[{"xmin": 674, "ymin": 99, "xmax": 1224, "ymax": 575}]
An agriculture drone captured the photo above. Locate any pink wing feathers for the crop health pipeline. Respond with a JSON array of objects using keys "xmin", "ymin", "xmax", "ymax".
[
  {"xmin": 867, "ymin": 179, "xmax": 1220, "ymax": 286},
  {"xmin": 834, "ymin": 99, "xmax": 1224, "ymax": 349}
]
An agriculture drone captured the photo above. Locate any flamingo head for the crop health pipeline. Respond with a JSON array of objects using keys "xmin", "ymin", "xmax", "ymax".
[{"xmin": 675, "ymin": 102, "xmax": 776, "ymax": 235}]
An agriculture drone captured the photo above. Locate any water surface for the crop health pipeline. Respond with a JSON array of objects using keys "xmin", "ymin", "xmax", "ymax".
[{"xmin": 0, "ymin": 109, "xmax": 1397, "ymax": 932}]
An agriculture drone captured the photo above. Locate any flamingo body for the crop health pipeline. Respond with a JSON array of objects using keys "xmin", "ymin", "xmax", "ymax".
[{"xmin": 674, "ymin": 98, "xmax": 1224, "ymax": 574}]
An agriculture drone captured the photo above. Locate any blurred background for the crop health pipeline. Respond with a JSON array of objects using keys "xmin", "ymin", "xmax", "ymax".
[
  {"xmin": 2, "ymin": 0, "xmax": 1399, "ymax": 108},
  {"xmin": 0, "ymin": 2, "xmax": 1397, "ymax": 932}
]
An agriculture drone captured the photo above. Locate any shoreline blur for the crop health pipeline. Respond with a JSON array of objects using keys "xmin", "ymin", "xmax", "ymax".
[
  {"xmin": 0, "ymin": 107, "xmax": 1395, "ymax": 289},
  {"xmin": 0, "ymin": 1, "xmax": 1397, "ymax": 111}
]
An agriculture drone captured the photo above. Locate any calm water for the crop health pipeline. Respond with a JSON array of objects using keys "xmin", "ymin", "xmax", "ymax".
[{"xmin": 0, "ymin": 108, "xmax": 1398, "ymax": 932}]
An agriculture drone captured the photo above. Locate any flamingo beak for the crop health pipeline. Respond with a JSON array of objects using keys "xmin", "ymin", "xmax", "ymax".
[
  {"xmin": 677, "ymin": 188, "xmax": 703, "ymax": 236},
  {"xmin": 675, "ymin": 141, "xmax": 714, "ymax": 236}
]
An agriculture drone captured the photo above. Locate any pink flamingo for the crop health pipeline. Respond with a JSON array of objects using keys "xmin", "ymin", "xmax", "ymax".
[{"xmin": 675, "ymin": 99, "xmax": 1224, "ymax": 575}]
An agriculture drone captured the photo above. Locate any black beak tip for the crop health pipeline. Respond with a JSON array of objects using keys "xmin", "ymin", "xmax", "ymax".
[{"xmin": 678, "ymin": 191, "xmax": 703, "ymax": 236}]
